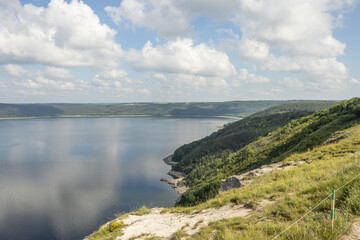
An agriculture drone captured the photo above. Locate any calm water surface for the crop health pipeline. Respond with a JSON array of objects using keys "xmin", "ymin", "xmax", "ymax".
[{"xmin": 0, "ymin": 117, "xmax": 232, "ymax": 240}]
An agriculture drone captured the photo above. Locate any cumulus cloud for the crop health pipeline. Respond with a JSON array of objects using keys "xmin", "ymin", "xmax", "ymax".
[
  {"xmin": 266, "ymin": 56, "xmax": 348, "ymax": 83},
  {"xmin": 105, "ymin": 0, "xmax": 190, "ymax": 38},
  {"xmin": 16, "ymin": 76, "xmax": 77, "ymax": 91},
  {"xmin": 105, "ymin": 0, "xmax": 242, "ymax": 38},
  {"xmin": 108, "ymin": 0, "xmax": 356, "ymax": 87},
  {"xmin": 45, "ymin": 67, "xmax": 72, "ymax": 79},
  {"xmin": 91, "ymin": 69, "xmax": 135, "ymax": 91},
  {"xmin": 231, "ymin": 0, "xmax": 354, "ymax": 85},
  {"xmin": 238, "ymin": 38, "xmax": 270, "ymax": 61},
  {"xmin": 173, "ymin": 0, "xmax": 239, "ymax": 20},
  {"xmin": 4, "ymin": 64, "xmax": 28, "ymax": 77},
  {"xmin": 170, "ymin": 73, "xmax": 230, "ymax": 90},
  {"xmin": 233, "ymin": 69, "xmax": 270, "ymax": 86},
  {"xmin": 279, "ymin": 77, "xmax": 304, "ymax": 88},
  {"xmin": 97, "ymin": 69, "xmax": 129, "ymax": 80},
  {"xmin": 0, "ymin": 81, "xmax": 6, "ymax": 89},
  {"xmin": 0, "ymin": 0, "xmax": 122, "ymax": 68},
  {"xmin": 350, "ymin": 77, "xmax": 360, "ymax": 84},
  {"xmin": 127, "ymin": 38, "xmax": 236, "ymax": 78}
]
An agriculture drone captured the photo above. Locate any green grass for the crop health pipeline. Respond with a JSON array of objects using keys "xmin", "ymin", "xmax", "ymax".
[
  {"xmin": 172, "ymin": 229, "xmax": 189, "ymax": 240},
  {"xmin": 87, "ymin": 124, "xmax": 360, "ymax": 239},
  {"xmin": 131, "ymin": 206, "xmax": 151, "ymax": 216},
  {"xmin": 85, "ymin": 98, "xmax": 360, "ymax": 240},
  {"xmin": 176, "ymin": 98, "xmax": 360, "ymax": 206},
  {"xmin": 87, "ymin": 220, "xmax": 125, "ymax": 240},
  {"xmin": 187, "ymin": 124, "xmax": 360, "ymax": 239}
]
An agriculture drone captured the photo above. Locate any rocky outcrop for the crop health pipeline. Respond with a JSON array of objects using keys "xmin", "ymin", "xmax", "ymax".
[
  {"xmin": 220, "ymin": 176, "xmax": 243, "ymax": 191},
  {"xmin": 161, "ymin": 155, "xmax": 189, "ymax": 195},
  {"xmin": 220, "ymin": 161, "xmax": 307, "ymax": 192},
  {"xmin": 163, "ymin": 154, "xmax": 178, "ymax": 166}
]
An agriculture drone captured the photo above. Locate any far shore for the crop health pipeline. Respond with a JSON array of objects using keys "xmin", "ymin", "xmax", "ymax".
[{"xmin": 0, "ymin": 114, "xmax": 242, "ymax": 120}]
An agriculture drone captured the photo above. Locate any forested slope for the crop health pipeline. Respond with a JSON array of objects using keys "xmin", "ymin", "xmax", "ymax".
[
  {"xmin": 87, "ymin": 98, "xmax": 360, "ymax": 240},
  {"xmin": 172, "ymin": 101, "xmax": 337, "ymax": 176},
  {"xmin": 175, "ymin": 98, "xmax": 360, "ymax": 206}
]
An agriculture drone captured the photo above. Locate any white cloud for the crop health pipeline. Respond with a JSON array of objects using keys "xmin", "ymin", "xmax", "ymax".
[
  {"xmin": 127, "ymin": 38, "xmax": 236, "ymax": 78},
  {"xmin": 16, "ymin": 76, "xmax": 76, "ymax": 91},
  {"xmin": 4, "ymin": 64, "xmax": 27, "ymax": 77},
  {"xmin": 173, "ymin": 0, "xmax": 240, "ymax": 20},
  {"xmin": 0, "ymin": 0, "xmax": 122, "ymax": 68},
  {"xmin": 105, "ymin": 0, "xmax": 190, "ymax": 38},
  {"xmin": 145, "ymin": 73, "xmax": 167, "ymax": 81},
  {"xmin": 279, "ymin": 77, "xmax": 304, "ymax": 88},
  {"xmin": 15, "ymin": 89, "xmax": 46, "ymax": 96},
  {"xmin": 105, "ymin": 0, "xmax": 242, "ymax": 39},
  {"xmin": 98, "ymin": 69, "xmax": 129, "ymax": 80},
  {"xmin": 91, "ymin": 69, "xmax": 134, "ymax": 90},
  {"xmin": 170, "ymin": 73, "xmax": 230, "ymax": 91},
  {"xmin": 231, "ymin": 0, "xmax": 355, "ymax": 85},
  {"xmin": 45, "ymin": 67, "xmax": 72, "ymax": 79},
  {"xmin": 105, "ymin": 0, "xmax": 356, "ymax": 89},
  {"xmin": 0, "ymin": 81, "xmax": 7, "ymax": 89},
  {"xmin": 350, "ymin": 77, "xmax": 360, "ymax": 84},
  {"xmin": 238, "ymin": 38, "xmax": 270, "ymax": 61},
  {"xmin": 233, "ymin": 68, "xmax": 270, "ymax": 85},
  {"xmin": 266, "ymin": 56, "xmax": 348, "ymax": 84}
]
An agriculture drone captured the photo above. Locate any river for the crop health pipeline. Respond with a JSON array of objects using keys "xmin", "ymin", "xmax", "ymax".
[{"xmin": 0, "ymin": 117, "xmax": 232, "ymax": 240}]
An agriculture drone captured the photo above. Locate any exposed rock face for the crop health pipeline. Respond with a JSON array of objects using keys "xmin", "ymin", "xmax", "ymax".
[{"xmin": 220, "ymin": 176, "xmax": 243, "ymax": 191}]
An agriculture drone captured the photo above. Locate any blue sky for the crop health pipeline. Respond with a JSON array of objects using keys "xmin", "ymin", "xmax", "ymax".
[{"xmin": 0, "ymin": 0, "xmax": 359, "ymax": 103}]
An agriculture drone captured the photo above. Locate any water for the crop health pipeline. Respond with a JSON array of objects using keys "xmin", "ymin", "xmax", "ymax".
[{"xmin": 0, "ymin": 117, "xmax": 232, "ymax": 240}]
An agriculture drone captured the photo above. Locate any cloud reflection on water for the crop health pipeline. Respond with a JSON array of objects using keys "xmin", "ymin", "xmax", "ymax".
[{"xmin": 0, "ymin": 117, "xmax": 231, "ymax": 239}]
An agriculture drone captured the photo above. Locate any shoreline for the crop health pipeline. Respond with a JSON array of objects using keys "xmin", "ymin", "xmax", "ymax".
[
  {"xmin": 160, "ymin": 154, "xmax": 188, "ymax": 196},
  {"xmin": 0, "ymin": 114, "xmax": 241, "ymax": 121}
]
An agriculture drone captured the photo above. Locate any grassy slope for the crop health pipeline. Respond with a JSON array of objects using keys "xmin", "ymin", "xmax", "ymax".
[
  {"xmin": 89, "ymin": 98, "xmax": 360, "ymax": 239},
  {"xmin": 177, "ymin": 98, "xmax": 359, "ymax": 206},
  {"xmin": 190, "ymin": 124, "xmax": 360, "ymax": 239},
  {"xmin": 172, "ymin": 111, "xmax": 313, "ymax": 173},
  {"xmin": 172, "ymin": 101, "xmax": 337, "ymax": 174},
  {"xmin": 0, "ymin": 101, "xmax": 335, "ymax": 119}
]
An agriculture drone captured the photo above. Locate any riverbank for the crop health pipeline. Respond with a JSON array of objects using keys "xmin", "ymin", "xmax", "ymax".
[{"xmin": 160, "ymin": 155, "xmax": 188, "ymax": 195}]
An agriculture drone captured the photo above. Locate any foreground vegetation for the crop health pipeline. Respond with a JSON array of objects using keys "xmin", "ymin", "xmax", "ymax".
[
  {"xmin": 87, "ymin": 98, "xmax": 359, "ymax": 240},
  {"xmin": 188, "ymin": 125, "xmax": 360, "ymax": 239},
  {"xmin": 173, "ymin": 100, "xmax": 345, "ymax": 205},
  {"xmin": 0, "ymin": 100, "xmax": 336, "ymax": 119}
]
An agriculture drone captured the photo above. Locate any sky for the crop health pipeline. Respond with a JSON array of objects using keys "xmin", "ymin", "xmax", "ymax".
[{"xmin": 0, "ymin": 0, "xmax": 359, "ymax": 103}]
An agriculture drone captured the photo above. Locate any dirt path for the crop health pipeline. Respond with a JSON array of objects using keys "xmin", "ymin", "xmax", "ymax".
[
  {"xmin": 343, "ymin": 218, "xmax": 360, "ymax": 240},
  {"xmin": 117, "ymin": 204, "xmax": 252, "ymax": 240}
]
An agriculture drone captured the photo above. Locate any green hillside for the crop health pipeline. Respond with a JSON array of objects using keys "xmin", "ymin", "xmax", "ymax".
[
  {"xmin": 252, "ymin": 101, "xmax": 337, "ymax": 117},
  {"xmin": 0, "ymin": 100, "xmax": 336, "ymax": 119},
  {"xmin": 172, "ymin": 101, "xmax": 336, "ymax": 174},
  {"xmin": 87, "ymin": 98, "xmax": 360, "ymax": 240},
  {"xmin": 174, "ymin": 98, "xmax": 359, "ymax": 206},
  {"xmin": 187, "ymin": 123, "xmax": 360, "ymax": 239}
]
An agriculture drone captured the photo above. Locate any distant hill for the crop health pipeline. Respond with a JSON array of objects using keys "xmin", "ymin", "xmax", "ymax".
[{"xmin": 0, "ymin": 100, "xmax": 337, "ymax": 119}]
